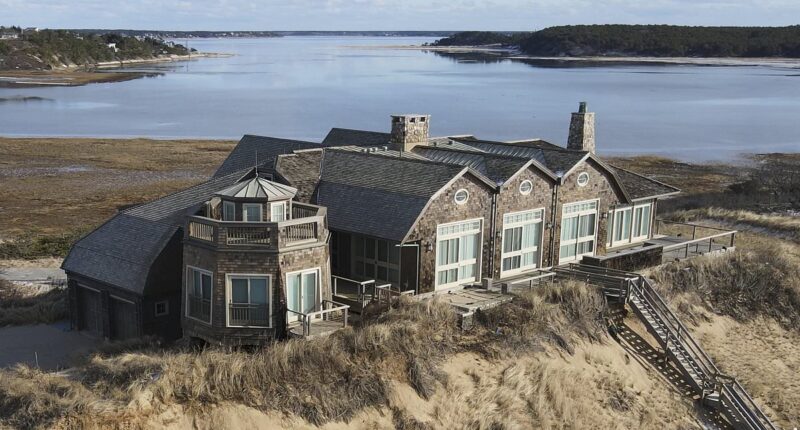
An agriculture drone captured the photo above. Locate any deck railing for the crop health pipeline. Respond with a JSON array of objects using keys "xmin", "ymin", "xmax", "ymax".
[
  {"xmin": 375, "ymin": 284, "xmax": 415, "ymax": 306},
  {"xmin": 287, "ymin": 300, "xmax": 349, "ymax": 338},
  {"xmin": 228, "ymin": 303, "xmax": 270, "ymax": 327},
  {"xmin": 655, "ymin": 219, "xmax": 736, "ymax": 258},
  {"xmin": 332, "ymin": 275, "xmax": 377, "ymax": 304},
  {"xmin": 187, "ymin": 294, "xmax": 211, "ymax": 322},
  {"xmin": 186, "ymin": 204, "xmax": 327, "ymax": 251}
]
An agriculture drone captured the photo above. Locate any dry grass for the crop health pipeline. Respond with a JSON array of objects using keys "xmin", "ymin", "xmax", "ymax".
[
  {"xmin": 0, "ymin": 281, "xmax": 626, "ymax": 430},
  {"xmin": 0, "ymin": 279, "xmax": 67, "ymax": 326},
  {"xmin": 0, "ymin": 137, "xmax": 235, "ymax": 239}
]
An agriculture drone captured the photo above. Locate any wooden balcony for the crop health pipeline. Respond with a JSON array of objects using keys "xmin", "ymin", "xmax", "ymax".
[
  {"xmin": 185, "ymin": 202, "xmax": 328, "ymax": 251},
  {"xmin": 228, "ymin": 303, "xmax": 270, "ymax": 327},
  {"xmin": 287, "ymin": 300, "xmax": 350, "ymax": 339}
]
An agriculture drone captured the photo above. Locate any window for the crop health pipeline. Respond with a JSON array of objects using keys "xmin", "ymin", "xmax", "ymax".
[
  {"xmin": 577, "ymin": 172, "xmax": 590, "ymax": 187},
  {"xmin": 186, "ymin": 267, "xmax": 212, "ymax": 323},
  {"xmin": 154, "ymin": 301, "xmax": 169, "ymax": 317},
  {"xmin": 519, "ymin": 180, "xmax": 533, "ymax": 195},
  {"xmin": 608, "ymin": 202, "xmax": 653, "ymax": 247},
  {"xmin": 435, "ymin": 219, "xmax": 482, "ymax": 289},
  {"xmin": 243, "ymin": 204, "xmax": 262, "ymax": 222},
  {"xmin": 271, "ymin": 201, "xmax": 286, "ymax": 222},
  {"xmin": 223, "ymin": 201, "xmax": 236, "ymax": 221},
  {"xmin": 501, "ymin": 209, "xmax": 544, "ymax": 276},
  {"xmin": 227, "ymin": 275, "xmax": 270, "ymax": 327},
  {"xmin": 454, "ymin": 189, "xmax": 469, "ymax": 205},
  {"xmin": 559, "ymin": 200, "xmax": 598, "ymax": 264}
]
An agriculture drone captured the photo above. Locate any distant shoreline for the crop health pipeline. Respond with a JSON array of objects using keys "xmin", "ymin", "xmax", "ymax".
[
  {"xmin": 369, "ymin": 44, "xmax": 800, "ymax": 68},
  {"xmin": 0, "ymin": 52, "xmax": 229, "ymax": 88}
]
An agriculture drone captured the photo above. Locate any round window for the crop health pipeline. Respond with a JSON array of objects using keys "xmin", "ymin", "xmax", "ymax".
[
  {"xmin": 454, "ymin": 189, "xmax": 469, "ymax": 205},
  {"xmin": 577, "ymin": 172, "xmax": 590, "ymax": 187},
  {"xmin": 519, "ymin": 180, "xmax": 533, "ymax": 195}
]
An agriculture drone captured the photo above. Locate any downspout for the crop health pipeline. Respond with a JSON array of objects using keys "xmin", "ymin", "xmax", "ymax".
[
  {"xmin": 549, "ymin": 182, "xmax": 560, "ymax": 267},
  {"xmin": 488, "ymin": 191, "xmax": 498, "ymax": 278}
]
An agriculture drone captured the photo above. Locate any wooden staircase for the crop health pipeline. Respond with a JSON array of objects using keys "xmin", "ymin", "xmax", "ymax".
[{"xmin": 555, "ymin": 264, "xmax": 777, "ymax": 430}]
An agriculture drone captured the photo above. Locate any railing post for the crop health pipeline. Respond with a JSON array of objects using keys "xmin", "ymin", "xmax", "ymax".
[
  {"xmin": 343, "ymin": 308, "xmax": 348, "ymax": 328},
  {"xmin": 692, "ymin": 225, "xmax": 697, "ymax": 240}
]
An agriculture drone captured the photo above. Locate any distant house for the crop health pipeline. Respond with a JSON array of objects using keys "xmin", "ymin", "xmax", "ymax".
[
  {"xmin": 63, "ymin": 104, "xmax": 683, "ymax": 344},
  {"xmin": 107, "ymin": 43, "xmax": 119, "ymax": 53},
  {"xmin": 0, "ymin": 31, "xmax": 19, "ymax": 40},
  {"xmin": 23, "ymin": 27, "xmax": 39, "ymax": 33}
]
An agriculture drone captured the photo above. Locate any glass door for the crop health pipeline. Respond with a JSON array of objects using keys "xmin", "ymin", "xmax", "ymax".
[{"xmin": 286, "ymin": 269, "xmax": 319, "ymax": 322}]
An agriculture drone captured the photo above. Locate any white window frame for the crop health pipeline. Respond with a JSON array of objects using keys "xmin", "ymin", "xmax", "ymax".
[
  {"xmin": 559, "ymin": 199, "xmax": 599, "ymax": 264},
  {"xmin": 270, "ymin": 201, "xmax": 286, "ymax": 222},
  {"xmin": 223, "ymin": 201, "xmax": 236, "ymax": 221},
  {"xmin": 225, "ymin": 273, "xmax": 272, "ymax": 328},
  {"xmin": 608, "ymin": 202, "xmax": 653, "ymax": 248},
  {"xmin": 242, "ymin": 203, "xmax": 263, "ymax": 222},
  {"xmin": 435, "ymin": 218, "xmax": 483, "ymax": 290},
  {"xmin": 286, "ymin": 268, "xmax": 321, "ymax": 323},
  {"xmin": 154, "ymin": 300, "xmax": 169, "ymax": 317},
  {"xmin": 185, "ymin": 265, "xmax": 213, "ymax": 324},
  {"xmin": 454, "ymin": 189, "xmax": 469, "ymax": 205},
  {"xmin": 500, "ymin": 208, "xmax": 544, "ymax": 278},
  {"xmin": 519, "ymin": 180, "xmax": 533, "ymax": 195}
]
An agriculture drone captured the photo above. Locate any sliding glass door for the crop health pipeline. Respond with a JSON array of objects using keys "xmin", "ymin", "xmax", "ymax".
[
  {"xmin": 435, "ymin": 219, "xmax": 482, "ymax": 290},
  {"xmin": 286, "ymin": 269, "xmax": 319, "ymax": 323},
  {"xmin": 501, "ymin": 209, "xmax": 544, "ymax": 276}
]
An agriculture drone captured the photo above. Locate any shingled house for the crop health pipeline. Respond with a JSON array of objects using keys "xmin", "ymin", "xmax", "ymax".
[{"xmin": 62, "ymin": 104, "xmax": 680, "ymax": 343}]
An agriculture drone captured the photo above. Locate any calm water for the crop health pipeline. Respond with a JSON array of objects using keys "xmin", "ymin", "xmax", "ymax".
[{"xmin": 1, "ymin": 36, "xmax": 799, "ymax": 161}]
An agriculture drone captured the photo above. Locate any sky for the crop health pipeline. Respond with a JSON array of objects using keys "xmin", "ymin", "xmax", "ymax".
[{"xmin": 1, "ymin": 0, "xmax": 798, "ymax": 31}]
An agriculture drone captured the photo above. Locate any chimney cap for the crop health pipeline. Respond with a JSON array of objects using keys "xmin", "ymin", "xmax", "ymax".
[{"xmin": 578, "ymin": 102, "xmax": 587, "ymax": 113}]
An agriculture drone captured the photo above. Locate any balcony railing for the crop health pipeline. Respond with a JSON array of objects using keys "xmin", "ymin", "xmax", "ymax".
[
  {"xmin": 228, "ymin": 303, "xmax": 270, "ymax": 327},
  {"xmin": 185, "ymin": 203, "xmax": 328, "ymax": 251},
  {"xmin": 287, "ymin": 300, "xmax": 349, "ymax": 338},
  {"xmin": 187, "ymin": 294, "xmax": 211, "ymax": 322}
]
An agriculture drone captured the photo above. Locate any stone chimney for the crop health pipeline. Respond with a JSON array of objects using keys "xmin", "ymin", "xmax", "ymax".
[
  {"xmin": 390, "ymin": 114, "xmax": 430, "ymax": 152},
  {"xmin": 567, "ymin": 102, "xmax": 595, "ymax": 153}
]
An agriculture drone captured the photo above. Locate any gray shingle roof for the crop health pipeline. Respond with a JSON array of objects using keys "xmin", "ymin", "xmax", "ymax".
[
  {"xmin": 413, "ymin": 146, "xmax": 529, "ymax": 185},
  {"xmin": 608, "ymin": 165, "xmax": 681, "ymax": 200},
  {"xmin": 217, "ymin": 177, "xmax": 297, "ymax": 200},
  {"xmin": 315, "ymin": 149, "xmax": 471, "ymax": 241},
  {"xmin": 63, "ymin": 171, "xmax": 247, "ymax": 294},
  {"xmin": 322, "ymin": 128, "xmax": 391, "ymax": 147},
  {"xmin": 213, "ymin": 135, "xmax": 321, "ymax": 178},
  {"xmin": 452, "ymin": 137, "xmax": 588, "ymax": 175}
]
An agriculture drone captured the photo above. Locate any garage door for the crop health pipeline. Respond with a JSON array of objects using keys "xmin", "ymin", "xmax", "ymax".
[
  {"xmin": 110, "ymin": 298, "xmax": 138, "ymax": 340},
  {"xmin": 77, "ymin": 286, "xmax": 102, "ymax": 335}
]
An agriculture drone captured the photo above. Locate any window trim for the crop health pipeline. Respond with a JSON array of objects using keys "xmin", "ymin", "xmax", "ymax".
[
  {"xmin": 519, "ymin": 180, "xmax": 533, "ymax": 195},
  {"xmin": 154, "ymin": 300, "xmax": 169, "ymax": 317},
  {"xmin": 454, "ymin": 189, "xmax": 469, "ymax": 205},
  {"xmin": 270, "ymin": 201, "xmax": 286, "ymax": 222},
  {"xmin": 242, "ymin": 203, "xmax": 263, "ymax": 222},
  {"xmin": 185, "ymin": 265, "xmax": 213, "ymax": 325},
  {"xmin": 608, "ymin": 202, "xmax": 653, "ymax": 248},
  {"xmin": 435, "ymin": 218, "xmax": 483, "ymax": 290},
  {"xmin": 577, "ymin": 172, "xmax": 590, "ymax": 187},
  {"xmin": 500, "ymin": 208, "xmax": 545, "ymax": 278},
  {"xmin": 558, "ymin": 199, "xmax": 599, "ymax": 264},
  {"xmin": 225, "ymin": 273, "xmax": 272, "ymax": 328},
  {"xmin": 223, "ymin": 201, "xmax": 236, "ymax": 222}
]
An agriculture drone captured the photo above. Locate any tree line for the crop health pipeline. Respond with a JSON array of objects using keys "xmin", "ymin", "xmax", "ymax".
[{"xmin": 432, "ymin": 25, "xmax": 800, "ymax": 57}]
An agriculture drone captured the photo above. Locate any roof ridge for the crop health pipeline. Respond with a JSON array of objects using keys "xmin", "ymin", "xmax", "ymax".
[
  {"xmin": 417, "ymin": 145, "xmax": 531, "ymax": 163},
  {"xmin": 326, "ymin": 147, "xmax": 465, "ymax": 171}
]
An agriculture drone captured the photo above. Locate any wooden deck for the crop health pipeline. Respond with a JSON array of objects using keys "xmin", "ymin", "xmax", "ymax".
[{"xmin": 287, "ymin": 319, "xmax": 344, "ymax": 339}]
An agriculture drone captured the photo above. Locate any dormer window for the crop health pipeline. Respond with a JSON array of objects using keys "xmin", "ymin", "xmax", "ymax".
[
  {"xmin": 223, "ymin": 201, "xmax": 236, "ymax": 221},
  {"xmin": 243, "ymin": 204, "xmax": 263, "ymax": 222}
]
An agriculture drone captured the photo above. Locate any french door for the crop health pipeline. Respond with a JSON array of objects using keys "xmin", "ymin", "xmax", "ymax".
[
  {"xmin": 501, "ymin": 209, "xmax": 544, "ymax": 276},
  {"xmin": 435, "ymin": 219, "xmax": 482, "ymax": 290},
  {"xmin": 286, "ymin": 269, "xmax": 319, "ymax": 322},
  {"xmin": 559, "ymin": 200, "xmax": 598, "ymax": 264}
]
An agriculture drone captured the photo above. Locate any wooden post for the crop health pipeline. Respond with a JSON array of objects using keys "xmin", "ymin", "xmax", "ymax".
[{"xmin": 343, "ymin": 308, "xmax": 348, "ymax": 328}]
